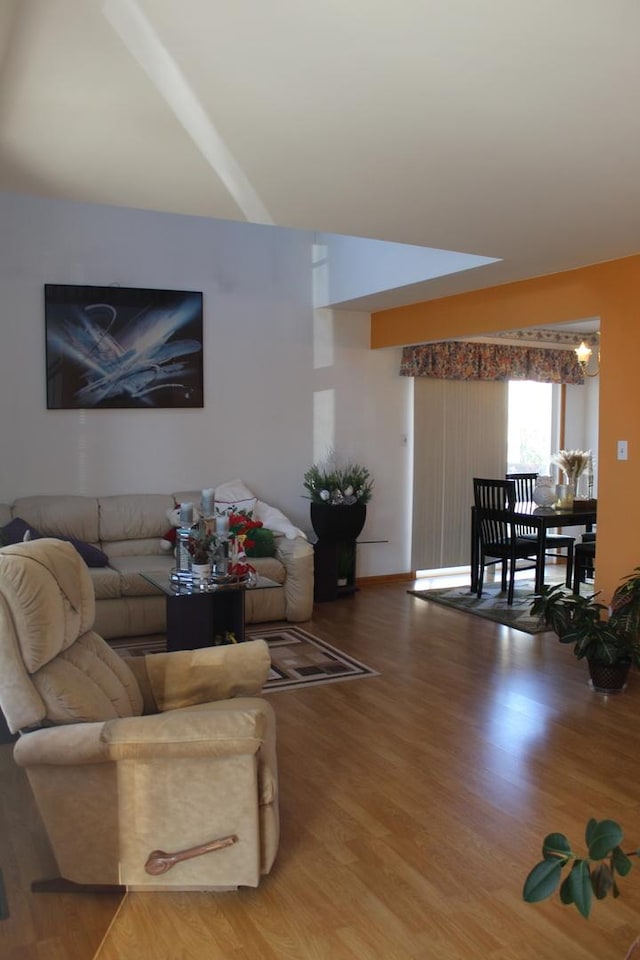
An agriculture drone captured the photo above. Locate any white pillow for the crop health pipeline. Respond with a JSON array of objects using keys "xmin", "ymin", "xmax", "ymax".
[
  {"xmin": 214, "ymin": 480, "xmax": 306, "ymax": 539},
  {"xmin": 254, "ymin": 500, "xmax": 306, "ymax": 540},
  {"xmin": 215, "ymin": 479, "xmax": 256, "ymax": 502},
  {"xmin": 215, "ymin": 496, "xmax": 257, "ymax": 516},
  {"xmin": 214, "ymin": 479, "xmax": 257, "ymax": 516}
]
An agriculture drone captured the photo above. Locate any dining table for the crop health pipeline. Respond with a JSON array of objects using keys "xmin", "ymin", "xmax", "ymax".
[{"xmin": 470, "ymin": 499, "xmax": 597, "ymax": 595}]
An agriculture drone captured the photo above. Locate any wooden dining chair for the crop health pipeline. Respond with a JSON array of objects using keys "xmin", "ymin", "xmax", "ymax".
[
  {"xmin": 573, "ymin": 538, "xmax": 596, "ymax": 594},
  {"xmin": 506, "ymin": 472, "xmax": 575, "ymax": 588},
  {"xmin": 473, "ymin": 478, "xmax": 538, "ymax": 605}
]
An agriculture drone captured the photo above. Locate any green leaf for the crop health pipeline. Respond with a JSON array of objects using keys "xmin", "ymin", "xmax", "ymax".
[
  {"xmin": 568, "ymin": 859, "xmax": 592, "ymax": 918},
  {"xmin": 560, "ymin": 875, "xmax": 574, "ymax": 905},
  {"xmin": 523, "ymin": 860, "xmax": 564, "ymax": 903},
  {"xmin": 585, "ymin": 818, "xmax": 598, "ymax": 846},
  {"xmin": 587, "ymin": 820, "xmax": 623, "ymax": 861},
  {"xmin": 542, "ymin": 833, "xmax": 572, "ymax": 860},
  {"xmin": 612, "ymin": 846, "xmax": 633, "ymax": 877},
  {"xmin": 591, "ymin": 863, "xmax": 613, "ymax": 899}
]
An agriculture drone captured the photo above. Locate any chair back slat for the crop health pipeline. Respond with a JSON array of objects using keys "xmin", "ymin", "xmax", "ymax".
[
  {"xmin": 473, "ymin": 478, "xmax": 518, "ymax": 547},
  {"xmin": 505, "ymin": 472, "xmax": 539, "ymax": 535},
  {"xmin": 473, "ymin": 478, "xmax": 516, "ymax": 512},
  {"xmin": 505, "ymin": 472, "xmax": 538, "ymax": 502},
  {"xmin": 476, "ymin": 507, "xmax": 518, "ymax": 548}
]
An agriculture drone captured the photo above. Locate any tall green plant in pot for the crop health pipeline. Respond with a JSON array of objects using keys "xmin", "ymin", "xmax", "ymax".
[
  {"xmin": 531, "ymin": 568, "xmax": 640, "ymax": 692},
  {"xmin": 303, "ymin": 453, "xmax": 373, "ymax": 543}
]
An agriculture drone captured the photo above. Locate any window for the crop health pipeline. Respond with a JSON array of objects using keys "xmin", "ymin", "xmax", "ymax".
[{"xmin": 507, "ymin": 381, "xmax": 559, "ymax": 475}]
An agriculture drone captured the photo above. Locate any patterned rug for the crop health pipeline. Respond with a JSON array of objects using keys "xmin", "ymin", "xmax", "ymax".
[
  {"xmin": 408, "ymin": 579, "xmax": 551, "ymax": 634},
  {"xmin": 110, "ymin": 625, "xmax": 379, "ymax": 692}
]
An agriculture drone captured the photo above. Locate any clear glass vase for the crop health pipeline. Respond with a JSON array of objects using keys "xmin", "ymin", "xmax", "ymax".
[
  {"xmin": 576, "ymin": 471, "xmax": 590, "ymax": 499},
  {"xmin": 555, "ymin": 480, "xmax": 576, "ymax": 510}
]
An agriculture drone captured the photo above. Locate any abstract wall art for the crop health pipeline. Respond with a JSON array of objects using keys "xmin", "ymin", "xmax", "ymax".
[{"xmin": 45, "ymin": 284, "xmax": 204, "ymax": 409}]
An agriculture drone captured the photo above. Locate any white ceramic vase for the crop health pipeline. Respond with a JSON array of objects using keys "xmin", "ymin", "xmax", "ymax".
[
  {"xmin": 532, "ymin": 476, "xmax": 557, "ymax": 508},
  {"xmin": 192, "ymin": 562, "xmax": 212, "ymax": 581}
]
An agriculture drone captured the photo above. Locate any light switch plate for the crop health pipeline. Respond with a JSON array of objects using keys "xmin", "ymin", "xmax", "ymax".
[{"xmin": 617, "ymin": 440, "xmax": 628, "ymax": 460}]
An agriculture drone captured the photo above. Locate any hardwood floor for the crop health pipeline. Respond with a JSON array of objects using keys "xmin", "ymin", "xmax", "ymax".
[
  {"xmin": 0, "ymin": 743, "xmax": 122, "ymax": 959},
  {"xmin": 3, "ymin": 576, "xmax": 640, "ymax": 958}
]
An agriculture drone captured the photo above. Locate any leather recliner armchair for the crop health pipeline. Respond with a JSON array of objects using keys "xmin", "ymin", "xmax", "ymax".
[{"xmin": 0, "ymin": 539, "xmax": 278, "ymax": 890}]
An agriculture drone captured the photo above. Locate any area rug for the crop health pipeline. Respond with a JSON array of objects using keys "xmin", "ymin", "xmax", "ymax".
[
  {"xmin": 110, "ymin": 625, "xmax": 379, "ymax": 693},
  {"xmin": 408, "ymin": 580, "xmax": 550, "ymax": 634}
]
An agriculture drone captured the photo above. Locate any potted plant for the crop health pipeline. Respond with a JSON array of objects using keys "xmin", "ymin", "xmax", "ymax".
[
  {"xmin": 523, "ymin": 816, "xmax": 640, "ymax": 957},
  {"xmin": 531, "ymin": 570, "xmax": 640, "ymax": 692},
  {"xmin": 303, "ymin": 451, "xmax": 373, "ymax": 543},
  {"xmin": 609, "ymin": 566, "xmax": 640, "ymax": 638},
  {"xmin": 187, "ymin": 531, "xmax": 215, "ymax": 578}
]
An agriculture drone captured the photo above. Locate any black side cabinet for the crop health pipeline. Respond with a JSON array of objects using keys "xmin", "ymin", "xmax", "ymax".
[{"xmin": 313, "ymin": 540, "xmax": 357, "ymax": 602}]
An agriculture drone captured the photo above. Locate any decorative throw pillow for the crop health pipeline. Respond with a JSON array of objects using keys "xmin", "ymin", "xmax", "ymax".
[
  {"xmin": 1, "ymin": 517, "xmax": 42, "ymax": 544},
  {"xmin": 0, "ymin": 518, "xmax": 108, "ymax": 567},
  {"xmin": 214, "ymin": 479, "xmax": 258, "ymax": 517},
  {"xmin": 215, "ymin": 479, "xmax": 255, "ymax": 502},
  {"xmin": 63, "ymin": 537, "xmax": 109, "ymax": 568},
  {"xmin": 213, "ymin": 482, "xmax": 306, "ymax": 540},
  {"xmin": 244, "ymin": 527, "xmax": 276, "ymax": 558},
  {"xmin": 215, "ymin": 496, "xmax": 258, "ymax": 516}
]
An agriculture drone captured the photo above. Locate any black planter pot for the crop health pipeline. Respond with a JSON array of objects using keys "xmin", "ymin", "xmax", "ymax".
[
  {"xmin": 587, "ymin": 658, "xmax": 631, "ymax": 694},
  {"xmin": 310, "ymin": 502, "xmax": 367, "ymax": 543}
]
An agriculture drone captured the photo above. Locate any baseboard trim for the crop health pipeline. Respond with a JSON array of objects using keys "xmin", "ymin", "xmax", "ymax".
[{"xmin": 356, "ymin": 572, "xmax": 415, "ymax": 586}]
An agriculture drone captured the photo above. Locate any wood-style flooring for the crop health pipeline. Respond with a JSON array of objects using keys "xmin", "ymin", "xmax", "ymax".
[{"xmin": 2, "ymin": 574, "xmax": 639, "ymax": 959}]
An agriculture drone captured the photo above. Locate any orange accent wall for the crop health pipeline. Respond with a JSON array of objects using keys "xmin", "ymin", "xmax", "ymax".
[{"xmin": 371, "ymin": 254, "xmax": 640, "ymax": 601}]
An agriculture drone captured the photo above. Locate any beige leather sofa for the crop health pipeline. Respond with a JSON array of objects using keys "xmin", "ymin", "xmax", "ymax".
[{"xmin": 0, "ymin": 489, "xmax": 314, "ymax": 640}]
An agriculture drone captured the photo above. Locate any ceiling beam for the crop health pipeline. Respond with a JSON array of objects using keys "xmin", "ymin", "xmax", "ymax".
[{"xmin": 101, "ymin": 0, "xmax": 273, "ymax": 225}]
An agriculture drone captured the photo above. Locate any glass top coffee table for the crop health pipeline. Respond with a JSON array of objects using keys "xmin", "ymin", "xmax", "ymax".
[{"xmin": 141, "ymin": 571, "xmax": 279, "ymax": 651}]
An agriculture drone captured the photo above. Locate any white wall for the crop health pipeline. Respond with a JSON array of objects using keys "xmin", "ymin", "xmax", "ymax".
[
  {"xmin": 313, "ymin": 309, "xmax": 412, "ymax": 577},
  {"xmin": 565, "ymin": 378, "xmax": 599, "ymax": 495},
  {"xmin": 0, "ymin": 193, "xmax": 411, "ymax": 576}
]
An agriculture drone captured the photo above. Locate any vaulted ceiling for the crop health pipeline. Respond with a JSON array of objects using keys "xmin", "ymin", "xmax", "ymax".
[{"xmin": 2, "ymin": 0, "xmax": 640, "ymax": 311}]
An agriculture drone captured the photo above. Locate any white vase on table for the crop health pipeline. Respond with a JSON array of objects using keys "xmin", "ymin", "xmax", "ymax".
[
  {"xmin": 532, "ymin": 476, "xmax": 556, "ymax": 508},
  {"xmin": 191, "ymin": 562, "xmax": 212, "ymax": 582}
]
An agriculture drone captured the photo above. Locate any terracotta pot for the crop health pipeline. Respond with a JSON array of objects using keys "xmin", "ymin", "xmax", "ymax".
[
  {"xmin": 310, "ymin": 502, "xmax": 367, "ymax": 543},
  {"xmin": 587, "ymin": 658, "xmax": 631, "ymax": 694}
]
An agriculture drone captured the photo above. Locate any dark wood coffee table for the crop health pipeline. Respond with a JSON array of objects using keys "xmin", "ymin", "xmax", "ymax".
[{"xmin": 141, "ymin": 572, "xmax": 279, "ymax": 651}]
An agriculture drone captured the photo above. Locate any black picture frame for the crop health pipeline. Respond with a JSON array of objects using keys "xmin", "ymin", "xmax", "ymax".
[{"xmin": 45, "ymin": 284, "xmax": 204, "ymax": 409}]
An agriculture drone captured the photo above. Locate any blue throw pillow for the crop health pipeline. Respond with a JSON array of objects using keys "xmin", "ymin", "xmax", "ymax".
[
  {"xmin": 63, "ymin": 537, "xmax": 109, "ymax": 568},
  {"xmin": 1, "ymin": 517, "xmax": 42, "ymax": 544},
  {"xmin": 1, "ymin": 517, "xmax": 108, "ymax": 567}
]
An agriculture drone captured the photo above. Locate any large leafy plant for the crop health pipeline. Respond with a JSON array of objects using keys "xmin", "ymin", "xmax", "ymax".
[
  {"xmin": 531, "ymin": 582, "xmax": 640, "ymax": 667},
  {"xmin": 610, "ymin": 566, "xmax": 640, "ymax": 640},
  {"xmin": 523, "ymin": 818, "xmax": 638, "ymax": 919}
]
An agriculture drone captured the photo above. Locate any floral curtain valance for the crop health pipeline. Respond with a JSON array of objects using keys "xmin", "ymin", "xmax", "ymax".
[{"xmin": 399, "ymin": 341, "xmax": 584, "ymax": 384}]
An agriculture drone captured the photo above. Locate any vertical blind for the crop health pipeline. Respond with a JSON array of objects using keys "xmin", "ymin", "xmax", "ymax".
[{"xmin": 412, "ymin": 378, "xmax": 508, "ymax": 571}]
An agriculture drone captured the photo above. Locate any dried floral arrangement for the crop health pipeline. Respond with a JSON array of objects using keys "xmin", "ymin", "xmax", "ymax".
[{"xmin": 551, "ymin": 449, "xmax": 592, "ymax": 482}]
